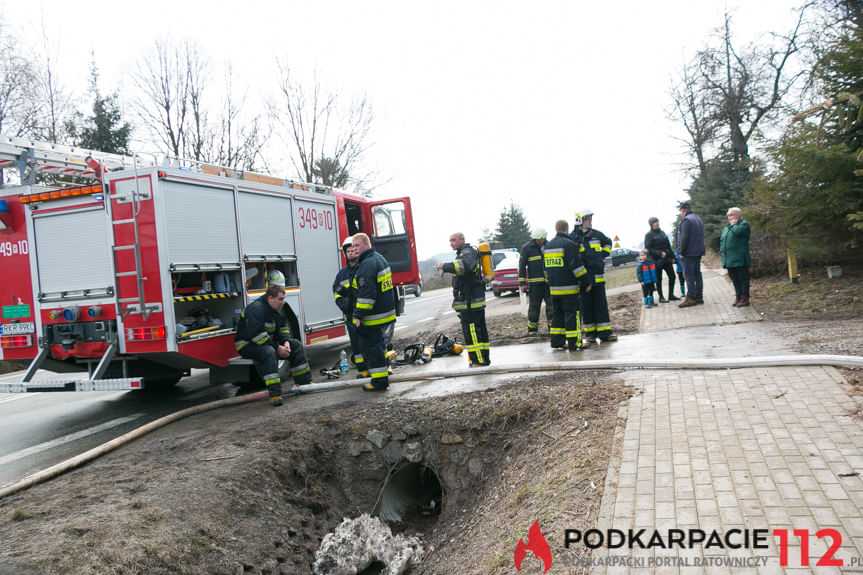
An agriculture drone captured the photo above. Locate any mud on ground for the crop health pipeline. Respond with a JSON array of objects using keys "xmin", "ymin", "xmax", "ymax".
[
  {"xmin": 392, "ymin": 290, "xmax": 642, "ymax": 351},
  {"xmin": 0, "ymin": 293, "xmax": 639, "ymax": 575},
  {"xmin": 0, "ymin": 372, "xmax": 630, "ymax": 575}
]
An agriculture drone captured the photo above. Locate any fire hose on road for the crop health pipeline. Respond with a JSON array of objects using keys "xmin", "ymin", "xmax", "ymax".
[{"xmin": 1, "ymin": 353, "xmax": 861, "ymax": 500}]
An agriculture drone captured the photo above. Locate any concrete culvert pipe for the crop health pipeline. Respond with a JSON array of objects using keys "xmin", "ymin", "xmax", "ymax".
[{"xmin": 379, "ymin": 462, "xmax": 443, "ymax": 525}]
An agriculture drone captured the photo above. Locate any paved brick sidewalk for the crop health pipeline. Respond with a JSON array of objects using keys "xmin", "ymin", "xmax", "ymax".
[
  {"xmin": 590, "ymin": 271, "xmax": 863, "ymax": 574},
  {"xmin": 640, "ymin": 269, "xmax": 761, "ymax": 332}
]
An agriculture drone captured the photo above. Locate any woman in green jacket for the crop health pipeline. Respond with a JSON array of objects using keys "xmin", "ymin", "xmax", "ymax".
[{"xmin": 719, "ymin": 207, "xmax": 751, "ymax": 307}]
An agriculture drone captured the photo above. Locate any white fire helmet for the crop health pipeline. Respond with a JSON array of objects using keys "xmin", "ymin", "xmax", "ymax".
[{"xmin": 267, "ymin": 269, "xmax": 286, "ymax": 286}]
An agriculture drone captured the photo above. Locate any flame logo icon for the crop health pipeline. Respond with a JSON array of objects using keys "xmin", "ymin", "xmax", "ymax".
[{"xmin": 514, "ymin": 520, "xmax": 552, "ymax": 573}]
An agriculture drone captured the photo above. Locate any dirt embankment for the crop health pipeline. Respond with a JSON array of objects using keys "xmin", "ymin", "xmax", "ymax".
[
  {"xmin": 2, "ymin": 261, "xmax": 860, "ymax": 575},
  {"xmin": 0, "ymin": 373, "xmax": 630, "ymax": 575}
]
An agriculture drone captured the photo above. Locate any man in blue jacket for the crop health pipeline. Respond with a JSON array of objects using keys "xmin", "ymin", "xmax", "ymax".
[{"xmin": 676, "ymin": 200, "xmax": 706, "ymax": 308}]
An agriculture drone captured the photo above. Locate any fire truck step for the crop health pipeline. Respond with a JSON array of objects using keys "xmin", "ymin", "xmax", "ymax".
[
  {"xmin": 112, "ymin": 218, "xmax": 137, "ymax": 225},
  {"xmin": 173, "ymin": 292, "xmax": 238, "ymax": 302},
  {"xmin": 113, "ymin": 245, "xmax": 136, "ymax": 251},
  {"xmin": 115, "ymin": 271, "xmax": 139, "ymax": 277},
  {"xmin": 0, "ymin": 378, "xmax": 144, "ymax": 393}
]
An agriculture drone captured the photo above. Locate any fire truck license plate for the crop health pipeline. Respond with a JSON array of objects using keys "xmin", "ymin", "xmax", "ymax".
[{"xmin": 0, "ymin": 322, "xmax": 35, "ymax": 335}]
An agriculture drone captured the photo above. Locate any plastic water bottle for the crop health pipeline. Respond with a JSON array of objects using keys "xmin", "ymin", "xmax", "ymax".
[{"xmin": 339, "ymin": 350, "xmax": 349, "ymax": 374}]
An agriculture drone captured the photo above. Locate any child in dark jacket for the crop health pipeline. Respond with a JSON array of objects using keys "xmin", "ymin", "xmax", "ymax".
[{"xmin": 636, "ymin": 250, "xmax": 658, "ymax": 308}]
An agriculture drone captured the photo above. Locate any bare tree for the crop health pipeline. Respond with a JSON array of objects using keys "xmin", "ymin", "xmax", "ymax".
[
  {"xmin": 0, "ymin": 15, "xmax": 45, "ymax": 139},
  {"xmin": 198, "ymin": 64, "xmax": 266, "ymax": 170},
  {"xmin": 669, "ymin": 61, "xmax": 721, "ymax": 174},
  {"xmin": 132, "ymin": 38, "xmax": 203, "ymax": 160},
  {"xmin": 271, "ymin": 64, "xmax": 377, "ymax": 191},
  {"xmin": 670, "ymin": 7, "xmax": 811, "ymax": 173},
  {"xmin": 34, "ymin": 17, "xmax": 74, "ymax": 143},
  {"xmin": 0, "ymin": 43, "xmax": 41, "ymax": 138}
]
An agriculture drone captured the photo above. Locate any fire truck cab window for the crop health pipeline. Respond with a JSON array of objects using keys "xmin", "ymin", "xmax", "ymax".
[
  {"xmin": 344, "ymin": 202, "xmax": 363, "ymax": 236},
  {"xmin": 372, "ymin": 202, "xmax": 407, "ymax": 237}
]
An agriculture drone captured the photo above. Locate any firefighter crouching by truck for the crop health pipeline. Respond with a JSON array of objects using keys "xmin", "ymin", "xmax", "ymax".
[
  {"xmin": 544, "ymin": 220, "xmax": 592, "ymax": 351},
  {"xmin": 235, "ymin": 285, "xmax": 313, "ymax": 406},
  {"xmin": 351, "ymin": 233, "xmax": 396, "ymax": 391},
  {"xmin": 333, "ymin": 237, "xmax": 364, "ymax": 374},
  {"xmin": 519, "ymin": 228, "xmax": 552, "ymax": 336},
  {"xmin": 436, "ymin": 232, "xmax": 490, "ymax": 367},
  {"xmin": 578, "ymin": 208, "xmax": 618, "ymax": 344}
]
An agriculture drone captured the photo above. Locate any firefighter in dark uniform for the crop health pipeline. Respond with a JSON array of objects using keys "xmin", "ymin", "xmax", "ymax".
[
  {"xmin": 544, "ymin": 220, "xmax": 591, "ymax": 351},
  {"xmin": 436, "ymin": 232, "xmax": 489, "ymax": 366},
  {"xmin": 235, "ymin": 284, "xmax": 312, "ymax": 406},
  {"xmin": 350, "ymin": 233, "xmax": 396, "ymax": 390},
  {"xmin": 578, "ymin": 208, "xmax": 618, "ymax": 344},
  {"xmin": 332, "ymin": 237, "xmax": 363, "ymax": 374},
  {"xmin": 519, "ymin": 228, "xmax": 551, "ymax": 335}
]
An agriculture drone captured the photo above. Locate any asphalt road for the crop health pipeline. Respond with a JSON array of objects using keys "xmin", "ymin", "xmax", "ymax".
[{"xmin": 0, "ymin": 287, "xmax": 490, "ymax": 489}]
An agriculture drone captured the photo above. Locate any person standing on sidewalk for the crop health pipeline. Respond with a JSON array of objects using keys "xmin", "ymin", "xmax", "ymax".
[
  {"xmin": 644, "ymin": 217, "xmax": 680, "ymax": 303},
  {"xmin": 720, "ymin": 207, "xmax": 752, "ymax": 307},
  {"xmin": 519, "ymin": 228, "xmax": 551, "ymax": 335},
  {"xmin": 436, "ymin": 232, "xmax": 490, "ymax": 367},
  {"xmin": 351, "ymin": 233, "xmax": 396, "ymax": 390},
  {"xmin": 578, "ymin": 209, "xmax": 618, "ymax": 343},
  {"xmin": 544, "ymin": 220, "xmax": 591, "ymax": 351},
  {"xmin": 676, "ymin": 200, "xmax": 706, "ymax": 308}
]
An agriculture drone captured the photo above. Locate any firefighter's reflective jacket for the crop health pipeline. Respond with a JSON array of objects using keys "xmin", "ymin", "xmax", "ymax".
[
  {"xmin": 543, "ymin": 232, "xmax": 590, "ymax": 296},
  {"xmin": 352, "ymin": 249, "xmax": 396, "ymax": 327},
  {"xmin": 518, "ymin": 240, "xmax": 546, "ymax": 287},
  {"xmin": 235, "ymin": 296, "xmax": 293, "ymax": 351},
  {"xmin": 333, "ymin": 263, "xmax": 357, "ymax": 317},
  {"xmin": 442, "ymin": 243, "xmax": 486, "ymax": 311},
  {"xmin": 581, "ymin": 228, "xmax": 612, "ymax": 283}
]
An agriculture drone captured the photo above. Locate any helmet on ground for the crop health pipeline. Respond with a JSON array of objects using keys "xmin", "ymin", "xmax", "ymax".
[
  {"xmin": 531, "ymin": 227, "xmax": 547, "ymax": 240},
  {"xmin": 452, "ymin": 343, "xmax": 464, "ymax": 355},
  {"xmin": 573, "ymin": 213, "xmax": 583, "ymax": 226},
  {"xmin": 648, "ymin": 217, "xmax": 659, "ymax": 226},
  {"xmin": 580, "ymin": 208, "xmax": 594, "ymax": 218},
  {"xmin": 267, "ymin": 269, "xmax": 286, "ymax": 286}
]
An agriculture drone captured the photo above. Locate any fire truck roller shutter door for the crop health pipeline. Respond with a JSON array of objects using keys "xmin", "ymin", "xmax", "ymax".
[
  {"xmin": 162, "ymin": 181, "xmax": 240, "ymax": 265},
  {"xmin": 238, "ymin": 191, "xmax": 296, "ymax": 258},
  {"xmin": 293, "ymin": 198, "xmax": 343, "ymax": 329}
]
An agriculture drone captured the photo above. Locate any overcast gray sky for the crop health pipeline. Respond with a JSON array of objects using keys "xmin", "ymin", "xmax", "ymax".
[{"xmin": 3, "ymin": 0, "xmax": 804, "ymax": 259}]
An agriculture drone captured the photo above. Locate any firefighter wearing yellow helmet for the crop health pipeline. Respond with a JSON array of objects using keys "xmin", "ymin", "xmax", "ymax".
[{"xmin": 519, "ymin": 227, "xmax": 551, "ymax": 335}]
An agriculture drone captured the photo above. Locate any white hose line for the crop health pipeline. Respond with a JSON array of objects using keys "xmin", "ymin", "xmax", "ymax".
[
  {"xmin": 1, "ymin": 353, "xmax": 860, "ymax": 500},
  {"xmin": 0, "ymin": 390, "xmax": 268, "ymax": 500}
]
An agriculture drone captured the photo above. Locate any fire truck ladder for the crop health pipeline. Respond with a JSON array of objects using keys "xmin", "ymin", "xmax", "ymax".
[
  {"xmin": 0, "ymin": 134, "xmax": 149, "ymax": 183},
  {"xmin": 108, "ymin": 160, "xmax": 160, "ymax": 321}
]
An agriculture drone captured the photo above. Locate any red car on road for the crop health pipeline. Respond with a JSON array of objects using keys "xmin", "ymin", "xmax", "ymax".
[{"xmin": 491, "ymin": 252, "xmax": 521, "ymax": 297}]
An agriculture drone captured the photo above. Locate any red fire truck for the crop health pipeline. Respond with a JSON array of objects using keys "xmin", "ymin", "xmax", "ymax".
[{"xmin": 0, "ymin": 136, "xmax": 419, "ymax": 392}]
